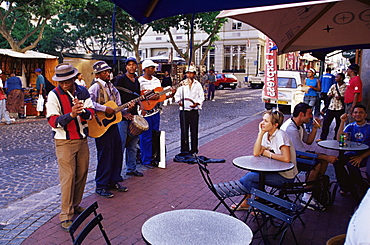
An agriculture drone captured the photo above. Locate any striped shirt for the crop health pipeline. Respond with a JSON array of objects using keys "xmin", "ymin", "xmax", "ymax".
[{"xmin": 46, "ymin": 84, "xmax": 94, "ymax": 139}]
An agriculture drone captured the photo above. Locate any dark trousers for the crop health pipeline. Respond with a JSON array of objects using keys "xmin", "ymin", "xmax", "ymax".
[
  {"xmin": 95, "ymin": 124, "xmax": 123, "ymax": 189},
  {"xmin": 334, "ymin": 152, "xmax": 370, "ymax": 200},
  {"xmin": 180, "ymin": 110, "xmax": 199, "ymax": 154},
  {"xmin": 320, "ymin": 92, "xmax": 330, "ymax": 113},
  {"xmin": 208, "ymin": 84, "xmax": 215, "ymax": 100},
  {"xmin": 320, "ymin": 109, "xmax": 344, "ymax": 140}
]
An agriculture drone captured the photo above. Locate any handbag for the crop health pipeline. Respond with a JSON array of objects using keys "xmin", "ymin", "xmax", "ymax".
[{"xmin": 36, "ymin": 95, "xmax": 44, "ymax": 112}]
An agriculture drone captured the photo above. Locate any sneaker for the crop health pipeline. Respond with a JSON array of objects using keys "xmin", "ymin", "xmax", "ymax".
[
  {"xmin": 74, "ymin": 206, "xmax": 86, "ymax": 214},
  {"xmin": 300, "ymin": 196, "xmax": 324, "ymax": 211},
  {"xmin": 60, "ymin": 220, "xmax": 73, "ymax": 232},
  {"xmin": 96, "ymin": 188, "xmax": 114, "ymax": 198},
  {"xmin": 109, "ymin": 183, "xmax": 128, "ymax": 192},
  {"xmin": 126, "ymin": 170, "xmax": 144, "ymax": 177}
]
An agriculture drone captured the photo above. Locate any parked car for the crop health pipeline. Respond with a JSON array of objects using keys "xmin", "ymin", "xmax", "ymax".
[
  {"xmin": 262, "ymin": 70, "xmax": 307, "ymax": 113},
  {"xmin": 215, "ymin": 73, "xmax": 238, "ymax": 89},
  {"xmin": 246, "ymin": 71, "xmax": 265, "ymax": 89}
]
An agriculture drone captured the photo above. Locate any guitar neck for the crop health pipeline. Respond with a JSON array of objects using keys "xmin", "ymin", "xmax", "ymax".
[
  {"xmin": 114, "ymin": 95, "xmax": 146, "ymax": 113},
  {"xmin": 156, "ymin": 82, "xmax": 184, "ymax": 96}
]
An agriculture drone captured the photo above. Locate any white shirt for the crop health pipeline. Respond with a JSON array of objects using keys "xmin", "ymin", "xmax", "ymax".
[
  {"xmin": 174, "ymin": 79, "xmax": 204, "ymax": 110},
  {"xmin": 345, "ymin": 189, "xmax": 370, "ymax": 245},
  {"xmin": 138, "ymin": 76, "xmax": 162, "ymax": 116},
  {"xmin": 261, "ymin": 129, "xmax": 298, "ymax": 179},
  {"xmin": 75, "ymin": 79, "xmax": 86, "ymax": 87},
  {"xmin": 281, "ymin": 118, "xmax": 308, "ymax": 152}
]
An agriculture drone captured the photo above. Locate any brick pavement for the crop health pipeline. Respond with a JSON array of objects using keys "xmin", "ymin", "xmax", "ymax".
[{"xmin": 19, "ymin": 118, "xmax": 358, "ymax": 245}]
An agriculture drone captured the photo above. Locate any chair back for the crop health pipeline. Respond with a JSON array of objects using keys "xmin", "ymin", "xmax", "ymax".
[
  {"xmin": 195, "ymin": 155, "xmax": 216, "ymax": 192},
  {"xmin": 69, "ymin": 202, "xmax": 111, "ymax": 245},
  {"xmin": 296, "ymin": 150, "xmax": 318, "ymax": 168}
]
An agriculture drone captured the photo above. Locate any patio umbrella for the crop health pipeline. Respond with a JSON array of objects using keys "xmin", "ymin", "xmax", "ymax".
[
  {"xmin": 110, "ymin": 0, "xmax": 322, "ymax": 24},
  {"xmin": 217, "ymin": 0, "xmax": 370, "ymax": 54}
]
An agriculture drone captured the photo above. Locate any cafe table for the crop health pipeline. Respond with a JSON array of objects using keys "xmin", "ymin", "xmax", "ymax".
[
  {"xmin": 317, "ymin": 140, "xmax": 369, "ymax": 158},
  {"xmin": 141, "ymin": 209, "xmax": 253, "ymax": 245},
  {"xmin": 233, "ymin": 155, "xmax": 294, "ymax": 190}
]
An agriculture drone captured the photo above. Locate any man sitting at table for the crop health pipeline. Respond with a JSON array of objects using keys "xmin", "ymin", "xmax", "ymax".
[
  {"xmin": 232, "ymin": 110, "xmax": 298, "ymax": 210},
  {"xmin": 281, "ymin": 102, "xmax": 337, "ymax": 209},
  {"xmin": 336, "ymin": 104, "xmax": 370, "ymax": 201}
]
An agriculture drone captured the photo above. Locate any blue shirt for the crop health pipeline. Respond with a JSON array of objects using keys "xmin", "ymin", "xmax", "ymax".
[
  {"xmin": 344, "ymin": 121, "xmax": 370, "ymax": 147},
  {"xmin": 305, "ymin": 78, "xmax": 318, "ymax": 96},
  {"xmin": 36, "ymin": 74, "xmax": 45, "ymax": 90},
  {"xmin": 319, "ymin": 73, "xmax": 335, "ymax": 93},
  {"xmin": 5, "ymin": 76, "xmax": 22, "ymax": 94}
]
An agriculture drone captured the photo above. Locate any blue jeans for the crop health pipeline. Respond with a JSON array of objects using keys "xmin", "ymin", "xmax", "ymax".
[
  {"xmin": 140, "ymin": 113, "xmax": 160, "ymax": 165},
  {"xmin": 304, "ymin": 95, "xmax": 318, "ymax": 131},
  {"xmin": 118, "ymin": 120, "xmax": 140, "ymax": 173},
  {"xmin": 240, "ymin": 172, "xmax": 294, "ymax": 192},
  {"xmin": 0, "ymin": 99, "xmax": 11, "ymax": 123}
]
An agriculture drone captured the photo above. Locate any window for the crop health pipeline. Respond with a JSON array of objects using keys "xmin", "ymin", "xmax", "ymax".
[
  {"xmin": 176, "ymin": 36, "xmax": 183, "ymax": 40},
  {"xmin": 232, "ymin": 21, "xmax": 242, "ymax": 30},
  {"xmin": 156, "ymin": 37, "xmax": 162, "ymax": 41},
  {"xmin": 223, "ymin": 45, "xmax": 247, "ymax": 72},
  {"xmin": 278, "ymin": 78, "xmax": 297, "ymax": 88}
]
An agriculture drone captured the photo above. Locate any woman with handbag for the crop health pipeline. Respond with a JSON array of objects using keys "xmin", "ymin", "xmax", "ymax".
[{"xmin": 317, "ymin": 73, "xmax": 347, "ymax": 141}]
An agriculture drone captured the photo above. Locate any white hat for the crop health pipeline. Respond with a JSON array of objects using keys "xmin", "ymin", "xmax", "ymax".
[
  {"xmin": 0, "ymin": 69, "xmax": 2, "ymax": 74},
  {"xmin": 142, "ymin": 60, "xmax": 158, "ymax": 70},
  {"xmin": 52, "ymin": 63, "xmax": 79, "ymax": 82},
  {"xmin": 185, "ymin": 66, "xmax": 197, "ymax": 73}
]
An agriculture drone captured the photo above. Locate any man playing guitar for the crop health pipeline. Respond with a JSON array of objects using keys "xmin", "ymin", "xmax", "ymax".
[
  {"xmin": 174, "ymin": 66, "xmax": 205, "ymax": 156},
  {"xmin": 88, "ymin": 61, "xmax": 129, "ymax": 198}
]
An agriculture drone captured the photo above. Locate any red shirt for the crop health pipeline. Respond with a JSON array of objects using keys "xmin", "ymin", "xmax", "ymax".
[{"xmin": 344, "ymin": 76, "xmax": 362, "ymax": 103}]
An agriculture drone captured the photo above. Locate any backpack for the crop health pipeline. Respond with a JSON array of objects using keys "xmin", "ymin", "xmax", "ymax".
[{"xmin": 312, "ymin": 175, "xmax": 338, "ymax": 210}]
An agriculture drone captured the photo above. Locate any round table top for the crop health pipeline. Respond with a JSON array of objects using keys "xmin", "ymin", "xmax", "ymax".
[
  {"xmin": 141, "ymin": 209, "xmax": 253, "ymax": 245},
  {"xmin": 317, "ymin": 140, "xmax": 369, "ymax": 151},
  {"xmin": 233, "ymin": 155, "xmax": 294, "ymax": 172}
]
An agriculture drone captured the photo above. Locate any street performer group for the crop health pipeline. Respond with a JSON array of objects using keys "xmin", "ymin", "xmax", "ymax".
[{"xmin": 46, "ymin": 59, "xmax": 204, "ymax": 232}]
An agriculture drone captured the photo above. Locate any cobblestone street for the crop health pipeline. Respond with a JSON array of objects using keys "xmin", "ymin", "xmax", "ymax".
[{"xmin": 0, "ymin": 86, "xmax": 263, "ymax": 212}]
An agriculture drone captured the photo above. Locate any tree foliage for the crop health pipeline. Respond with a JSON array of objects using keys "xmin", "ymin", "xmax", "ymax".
[
  {"xmin": 152, "ymin": 13, "xmax": 227, "ymax": 65},
  {"xmin": 0, "ymin": 0, "xmax": 86, "ymax": 53}
]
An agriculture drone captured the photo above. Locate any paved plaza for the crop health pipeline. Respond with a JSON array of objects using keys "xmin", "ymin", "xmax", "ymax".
[{"xmin": 0, "ymin": 87, "xmax": 359, "ymax": 244}]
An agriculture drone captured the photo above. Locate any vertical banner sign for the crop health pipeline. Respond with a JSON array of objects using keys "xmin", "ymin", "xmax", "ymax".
[{"xmin": 263, "ymin": 37, "xmax": 278, "ymax": 99}]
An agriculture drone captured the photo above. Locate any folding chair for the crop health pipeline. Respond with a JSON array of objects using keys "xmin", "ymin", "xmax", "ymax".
[
  {"xmin": 247, "ymin": 188, "xmax": 299, "ymax": 245},
  {"xmin": 69, "ymin": 202, "xmax": 111, "ymax": 245},
  {"xmin": 296, "ymin": 150, "xmax": 318, "ymax": 182},
  {"xmin": 195, "ymin": 154, "xmax": 249, "ymax": 218}
]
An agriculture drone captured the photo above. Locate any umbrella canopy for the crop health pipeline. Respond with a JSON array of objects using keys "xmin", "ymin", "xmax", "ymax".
[
  {"xmin": 110, "ymin": 0, "xmax": 322, "ymax": 24},
  {"xmin": 218, "ymin": 0, "xmax": 370, "ymax": 54}
]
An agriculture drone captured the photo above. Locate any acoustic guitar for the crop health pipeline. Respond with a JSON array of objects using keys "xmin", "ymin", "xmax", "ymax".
[
  {"xmin": 141, "ymin": 80, "xmax": 189, "ymax": 111},
  {"xmin": 87, "ymin": 92, "xmax": 150, "ymax": 138}
]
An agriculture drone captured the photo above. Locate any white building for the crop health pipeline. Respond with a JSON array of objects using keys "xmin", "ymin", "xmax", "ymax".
[{"xmin": 121, "ymin": 19, "xmax": 267, "ymax": 79}]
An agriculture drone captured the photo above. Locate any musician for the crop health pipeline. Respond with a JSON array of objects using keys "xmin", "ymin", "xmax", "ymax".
[
  {"xmin": 138, "ymin": 60, "xmax": 163, "ymax": 167},
  {"xmin": 114, "ymin": 57, "xmax": 143, "ymax": 177},
  {"xmin": 46, "ymin": 63, "xmax": 94, "ymax": 231},
  {"xmin": 174, "ymin": 66, "xmax": 204, "ymax": 155},
  {"xmin": 88, "ymin": 61, "xmax": 128, "ymax": 198}
]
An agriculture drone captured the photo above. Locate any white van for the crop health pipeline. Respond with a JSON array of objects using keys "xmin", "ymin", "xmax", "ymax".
[{"xmin": 262, "ymin": 70, "xmax": 307, "ymax": 113}]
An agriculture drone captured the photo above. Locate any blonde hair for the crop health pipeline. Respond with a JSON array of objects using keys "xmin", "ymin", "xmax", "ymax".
[{"xmin": 263, "ymin": 110, "xmax": 284, "ymax": 129}]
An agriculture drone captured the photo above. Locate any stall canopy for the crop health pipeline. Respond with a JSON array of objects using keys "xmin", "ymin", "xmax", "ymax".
[
  {"xmin": 110, "ymin": 0, "xmax": 322, "ymax": 24},
  {"xmin": 0, "ymin": 49, "xmax": 58, "ymax": 87}
]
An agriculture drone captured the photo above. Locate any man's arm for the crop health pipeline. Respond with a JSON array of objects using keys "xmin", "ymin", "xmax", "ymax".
[
  {"xmin": 336, "ymin": 113, "xmax": 348, "ymax": 140},
  {"xmin": 350, "ymin": 93, "xmax": 360, "ymax": 113},
  {"xmin": 305, "ymin": 119, "xmax": 321, "ymax": 144}
]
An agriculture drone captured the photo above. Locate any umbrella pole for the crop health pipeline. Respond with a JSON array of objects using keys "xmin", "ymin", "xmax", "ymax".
[{"xmin": 188, "ymin": 14, "xmax": 195, "ymax": 67}]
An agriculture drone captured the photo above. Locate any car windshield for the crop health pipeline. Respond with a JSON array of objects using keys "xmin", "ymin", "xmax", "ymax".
[
  {"xmin": 216, "ymin": 74, "xmax": 223, "ymax": 79},
  {"xmin": 224, "ymin": 74, "xmax": 237, "ymax": 79},
  {"xmin": 278, "ymin": 77, "xmax": 297, "ymax": 88}
]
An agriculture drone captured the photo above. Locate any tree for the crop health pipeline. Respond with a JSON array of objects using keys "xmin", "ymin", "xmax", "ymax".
[
  {"xmin": 151, "ymin": 13, "xmax": 227, "ymax": 66},
  {"xmin": 115, "ymin": 10, "xmax": 151, "ymax": 75},
  {"xmin": 0, "ymin": 0, "xmax": 86, "ymax": 53}
]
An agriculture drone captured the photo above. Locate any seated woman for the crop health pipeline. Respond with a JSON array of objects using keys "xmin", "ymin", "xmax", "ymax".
[{"xmin": 233, "ymin": 110, "xmax": 298, "ymax": 210}]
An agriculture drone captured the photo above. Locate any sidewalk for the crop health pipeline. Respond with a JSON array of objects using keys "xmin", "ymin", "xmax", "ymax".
[{"xmin": 17, "ymin": 118, "xmax": 358, "ymax": 244}]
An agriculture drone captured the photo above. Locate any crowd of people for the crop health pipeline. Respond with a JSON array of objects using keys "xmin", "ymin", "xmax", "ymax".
[{"xmin": 27, "ymin": 58, "xmax": 366, "ymax": 238}]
